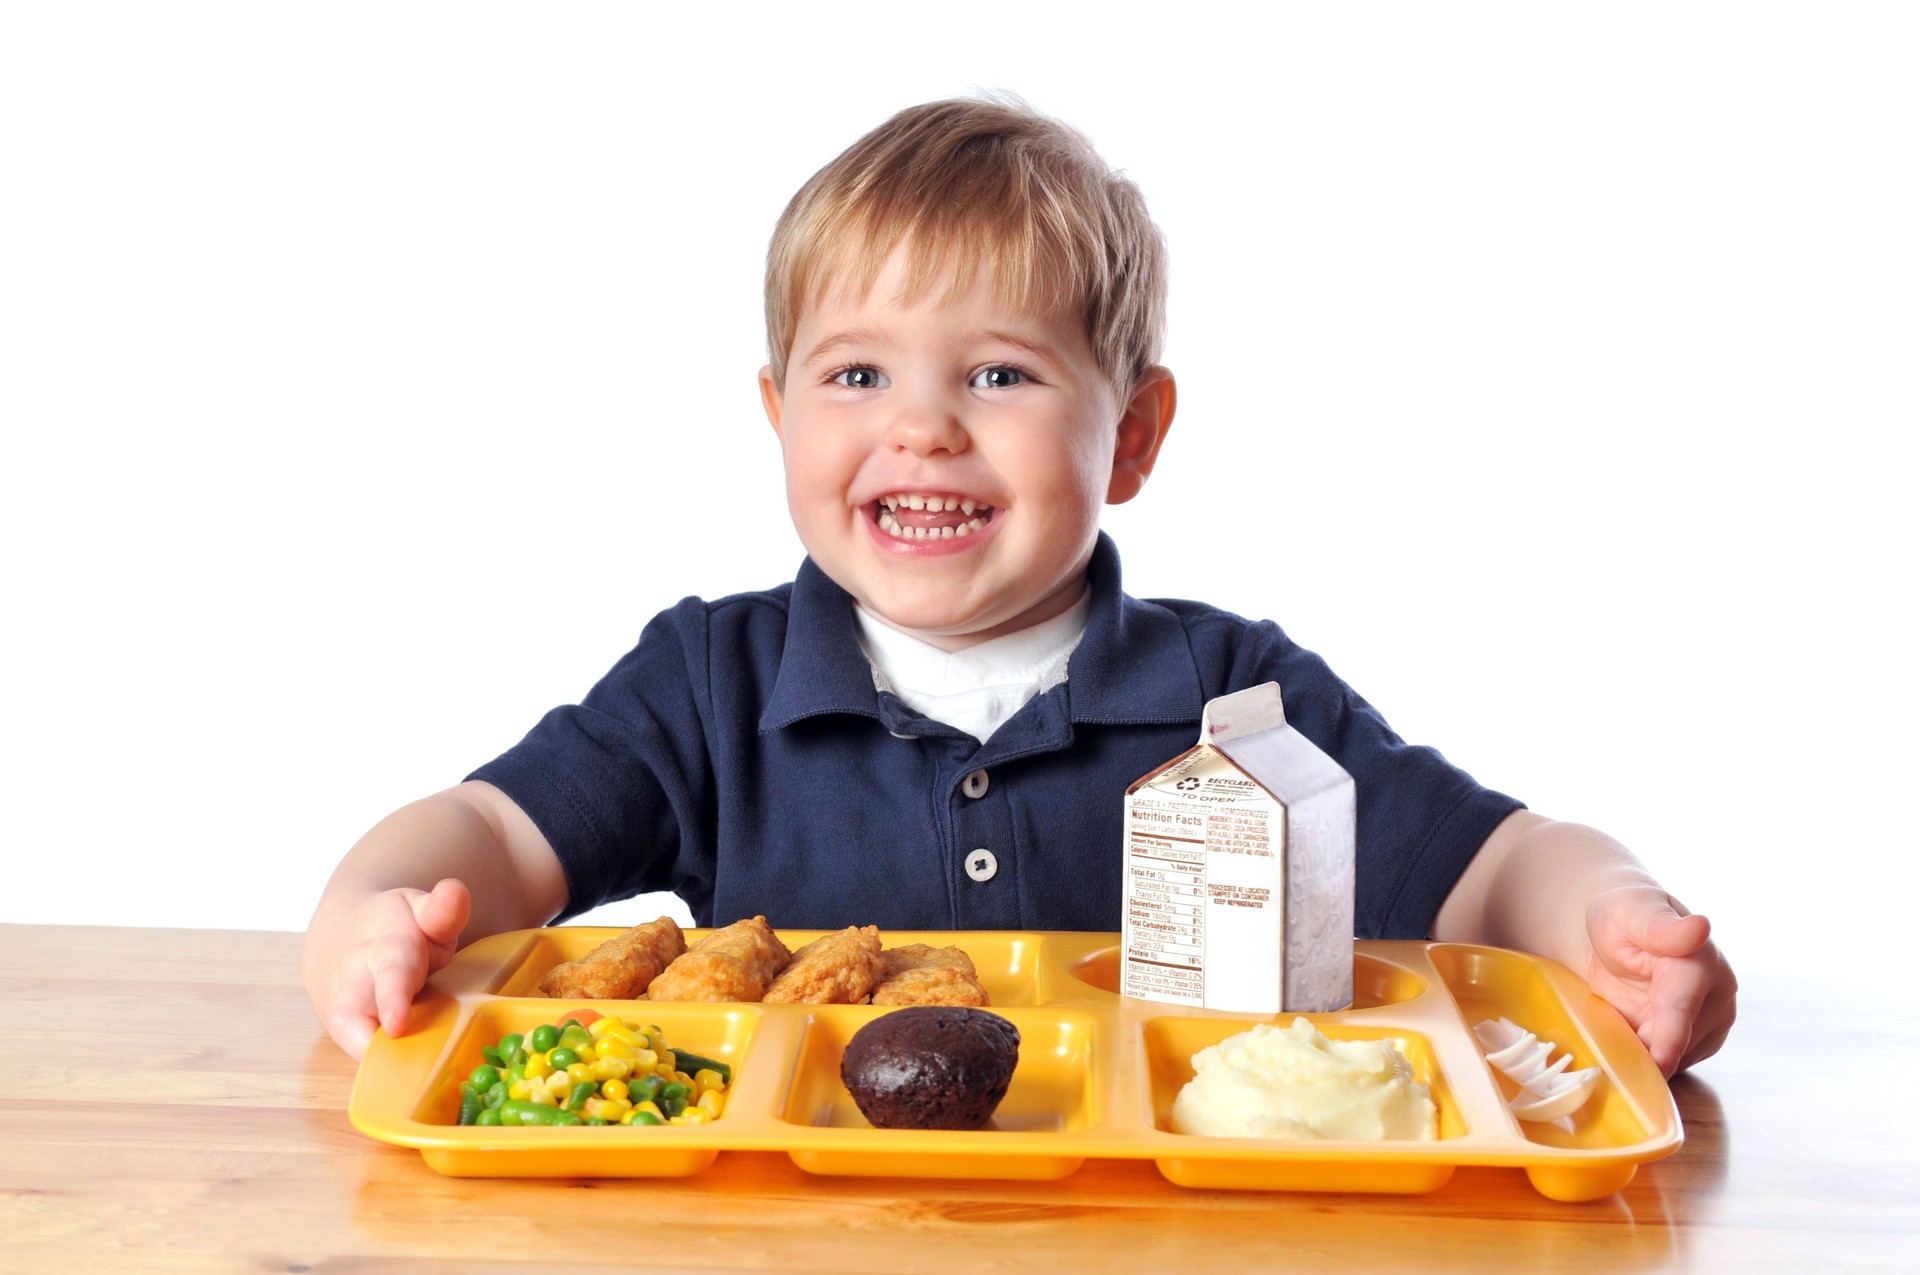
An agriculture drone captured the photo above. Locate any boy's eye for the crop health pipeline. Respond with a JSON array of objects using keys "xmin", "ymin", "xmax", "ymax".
[
  {"xmin": 970, "ymin": 366, "xmax": 1028, "ymax": 389},
  {"xmin": 833, "ymin": 366, "xmax": 888, "ymax": 389}
]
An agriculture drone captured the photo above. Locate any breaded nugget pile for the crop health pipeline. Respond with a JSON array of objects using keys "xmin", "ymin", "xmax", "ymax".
[
  {"xmin": 538, "ymin": 917, "xmax": 990, "ymax": 1006},
  {"xmin": 764, "ymin": 926, "xmax": 883, "ymax": 1004},
  {"xmin": 539, "ymin": 916, "xmax": 687, "ymax": 999},
  {"xmin": 647, "ymin": 915, "xmax": 792, "ymax": 1002},
  {"xmin": 872, "ymin": 942, "xmax": 991, "ymax": 1007}
]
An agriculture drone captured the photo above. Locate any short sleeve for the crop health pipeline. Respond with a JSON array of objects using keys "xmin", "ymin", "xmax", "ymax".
[{"xmin": 467, "ymin": 597, "xmax": 719, "ymax": 921}]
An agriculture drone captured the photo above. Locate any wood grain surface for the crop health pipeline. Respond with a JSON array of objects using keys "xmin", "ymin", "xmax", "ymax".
[{"xmin": 1, "ymin": 924, "xmax": 1912, "ymax": 1273}]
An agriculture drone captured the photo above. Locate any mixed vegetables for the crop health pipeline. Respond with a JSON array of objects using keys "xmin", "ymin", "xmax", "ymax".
[{"xmin": 455, "ymin": 1010, "xmax": 732, "ymax": 1128}]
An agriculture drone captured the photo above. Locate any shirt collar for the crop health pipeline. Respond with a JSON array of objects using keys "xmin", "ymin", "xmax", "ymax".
[{"xmin": 759, "ymin": 533, "xmax": 1205, "ymax": 732}]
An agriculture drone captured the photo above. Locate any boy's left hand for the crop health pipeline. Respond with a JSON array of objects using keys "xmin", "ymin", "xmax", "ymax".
[{"xmin": 1583, "ymin": 885, "xmax": 1737, "ymax": 1076}]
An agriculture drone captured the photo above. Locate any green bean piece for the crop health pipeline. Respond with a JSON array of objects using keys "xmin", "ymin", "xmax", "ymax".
[
  {"xmin": 584, "ymin": 1116, "xmax": 608, "ymax": 1126},
  {"xmin": 457, "ymin": 1090, "xmax": 483, "ymax": 1126},
  {"xmin": 497, "ymin": 1099, "xmax": 584, "ymax": 1127},
  {"xmin": 479, "ymin": 1045, "xmax": 504, "ymax": 1069},
  {"xmin": 484, "ymin": 1080, "xmax": 508, "ymax": 1109},
  {"xmin": 510, "ymin": 1047, "xmax": 530, "ymax": 1069},
  {"xmin": 529, "ymin": 1025, "xmax": 560, "ymax": 1054},
  {"xmin": 631, "ymin": 1110, "xmax": 664, "ymax": 1126},
  {"xmin": 566, "ymin": 1081, "xmax": 597, "ymax": 1112},
  {"xmin": 632, "ymin": 1074, "xmax": 665, "ymax": 1103},
  {"xmin": 670, "ymin": 1049, "xmax": 731, "ymax": 1085}
]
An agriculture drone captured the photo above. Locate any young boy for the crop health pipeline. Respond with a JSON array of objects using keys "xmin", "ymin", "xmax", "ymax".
[{"xmin": 303, "ymin": 97, "xmax": 1735, "ymax": 1075}]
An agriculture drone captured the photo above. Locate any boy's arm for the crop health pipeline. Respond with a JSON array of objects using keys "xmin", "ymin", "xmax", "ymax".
[
  {"xmin": 302, "ymin": 780, "xmax": 569, "ymax": 1059},
  {"xmin": 1432, "ymin": 810, "xmax": 1737, "ymax": 1076}
]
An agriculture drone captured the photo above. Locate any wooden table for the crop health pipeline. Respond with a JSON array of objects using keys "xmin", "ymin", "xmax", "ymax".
[{"xmin": 1, "ymin": 925, "xmax": 1912, "ymax": 1273}]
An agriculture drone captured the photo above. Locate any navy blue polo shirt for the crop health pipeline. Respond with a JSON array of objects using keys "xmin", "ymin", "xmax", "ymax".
[{"xmin": 469, "ymin": 535, "xmax": 1522, "ymax": 938}]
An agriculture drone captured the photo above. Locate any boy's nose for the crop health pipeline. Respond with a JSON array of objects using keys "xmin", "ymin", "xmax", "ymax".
[{"xmin": 885, "ymin": 392, "xmax": 970, "ymax": 457}]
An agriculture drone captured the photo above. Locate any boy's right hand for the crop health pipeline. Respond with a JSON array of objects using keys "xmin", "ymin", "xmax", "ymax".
[{"xmin": 305, "ymin": 877, "xmax": 472, "ymax": 1060}]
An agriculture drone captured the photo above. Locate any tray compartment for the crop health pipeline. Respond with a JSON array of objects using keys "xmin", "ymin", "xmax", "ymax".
[
  {"xmin": 413, "ymin": 1000, "xmax": 764, "ymax": 1126},
  {"xmin": 1427, "ymin": 944, "xmax": 1652, "ymax": 1153},
  {"xmin": 1138, "ymin": 1014, "xmax": 1464, "ymax": 1140},
  {"xmin": 1140, "ymin": 1014, "xmax": 1461, "ymax": 1193},
  {"xmin": 1068, "ymin": 946, "xmax": 1429, "ymax": 1009},
  {"xmin": 778, "ymin": 1006, "xmax": 1097, "ymax": 1180}
]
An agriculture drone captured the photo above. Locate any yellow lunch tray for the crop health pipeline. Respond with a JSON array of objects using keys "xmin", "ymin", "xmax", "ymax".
[{"xmin": 349, "ymin": 929, "xmax": 1682, "ymax": 1201}]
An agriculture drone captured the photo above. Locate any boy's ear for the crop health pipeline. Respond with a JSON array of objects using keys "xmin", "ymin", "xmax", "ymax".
[
  {"xmin": 1106, "ymin": 366, "xmax": 1177, "ymax": 505},
  {"xmin": 759, "ymin": 365, "xmax": 785, "ymax": 439}
]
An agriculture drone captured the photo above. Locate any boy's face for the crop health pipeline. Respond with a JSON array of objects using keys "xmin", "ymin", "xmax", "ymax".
[{"xmin": 761, "ymin": 249, "xmax": 1171, "ymax": 650}]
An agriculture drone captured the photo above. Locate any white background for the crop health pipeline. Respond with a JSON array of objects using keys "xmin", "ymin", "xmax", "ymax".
[{"xmin": 3, "ymin": 3, "xmax": 1913, "ymax": 987}]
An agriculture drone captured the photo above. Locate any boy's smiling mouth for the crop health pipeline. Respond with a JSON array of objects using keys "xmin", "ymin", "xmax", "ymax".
[{"xmin": 868, "ymin": 491, "xmax": 997, "ymax": 541}]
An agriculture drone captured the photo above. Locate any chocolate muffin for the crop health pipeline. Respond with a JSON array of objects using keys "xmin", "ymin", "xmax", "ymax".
[{"xmin": 840, "ymin": 1007, "xmax": 1021, "ymax": 1130}]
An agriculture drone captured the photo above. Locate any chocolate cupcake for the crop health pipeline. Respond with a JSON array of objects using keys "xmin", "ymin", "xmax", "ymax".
[{"xmin": 840, "ymin": 1007, "xmax": 1021, "ymax": 1130}]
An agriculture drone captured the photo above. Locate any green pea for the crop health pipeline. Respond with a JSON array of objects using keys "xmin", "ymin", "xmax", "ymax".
[
  {"xmin": 528, "ymin": 1025, "xmax": 560, "ymax": 1053},
  {"xmin": 584, "ymin": 1116, "xmax": 608, "ymax": 1126},
  {"xmin": 547, "ymin": 1047, "xmax": 580, "ymax": 1069},
  {"xmin": 631, "ymin": 1110, "xmax": 664, "ymax": 1126},
  {"xmin": 469, "ymin": 1064, "xmax": 501, "ymax": 1091},
  {"xmin": 497, "ymin": 1033, "xmax": 524, "ymax": 1056},
  {"xmin": 475, "ymin": 1107, "xmax": 502, "ymax": 1126}
]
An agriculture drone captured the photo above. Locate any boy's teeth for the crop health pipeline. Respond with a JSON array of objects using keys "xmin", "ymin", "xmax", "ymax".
[{"xmin": 876, "ymin": 510, "xmax": 988, "ymax": 541}]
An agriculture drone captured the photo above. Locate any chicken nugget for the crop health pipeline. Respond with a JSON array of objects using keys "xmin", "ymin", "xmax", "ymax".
[
  {"xmin": 647, "ymin": 915, "xmax": 793, "ymax": 1002},
  {"xmin": 872, "ymin": 943, "xmax": 990, "ymax": 1007},
  {"xmin": 763, "ymin": 926, "xmax": 883, "ymax": 1003},
  {"xmin": 539, "ymin": 916, "xmax": 686, "ymax": 999}
]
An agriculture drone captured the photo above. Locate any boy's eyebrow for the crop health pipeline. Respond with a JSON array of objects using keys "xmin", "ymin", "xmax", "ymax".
[
  {"xmin": 799, "ymin": 327, "xmax": 1064, "ymax": 369},
  {"xmin": 799, "ymin": 328, "xmax": 886, "ymax": 368}
]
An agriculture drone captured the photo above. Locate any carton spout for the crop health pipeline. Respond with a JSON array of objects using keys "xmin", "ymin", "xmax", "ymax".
[{"xmin": 1200, "ymin": 681, "xmax": 1289, "ymax": 746}]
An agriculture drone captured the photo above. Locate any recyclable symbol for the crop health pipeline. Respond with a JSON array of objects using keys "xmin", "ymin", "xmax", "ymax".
[{"xmin": 1176, "ymin": 777, "xmax": 1201, "ymax": 791}]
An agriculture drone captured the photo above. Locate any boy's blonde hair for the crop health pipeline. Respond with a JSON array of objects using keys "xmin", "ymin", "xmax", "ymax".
[{"xmin": 765, "ymin": 96, "xmax": 1167, "ymax": 401}]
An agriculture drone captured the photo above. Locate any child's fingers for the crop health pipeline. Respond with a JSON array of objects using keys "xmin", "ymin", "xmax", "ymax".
[
  {"xmin": 410, "ymin": 878, "xmax": 472, "ymax": 953},
  {"xmin": 1643, "ymin": 910, "xmax": 1711, "ymax": 959},
  {"xmin": 327, "ymin": 1002, "xmax": 378, "ymax": 1061},
  {"xmin": 371, "ymin": 936, "xmax": 432, "ymax": 1039},
  {"xmin": 1637, "ymin": 952, "xmax": 1720, "ymax": 1076}
]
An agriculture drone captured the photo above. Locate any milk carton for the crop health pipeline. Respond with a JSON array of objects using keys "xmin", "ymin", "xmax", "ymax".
[{"xmin": 1121, "ymin": 682, "xmax": 1354, "ymax": 1013}]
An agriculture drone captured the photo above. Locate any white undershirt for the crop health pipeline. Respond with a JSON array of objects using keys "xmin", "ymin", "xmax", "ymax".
[{"xmin": 852, "ymin": 591, "xmax": 1093, "ymax": 743}]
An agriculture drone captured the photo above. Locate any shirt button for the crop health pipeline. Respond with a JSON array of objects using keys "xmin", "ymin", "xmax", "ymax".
[
  {"xmin": 965, "ymin": 848, "xmax": 998, "ymax": 882},
  {"xmin": 962, "ymin": 769, "xmax": 990, "ymax": 799}
]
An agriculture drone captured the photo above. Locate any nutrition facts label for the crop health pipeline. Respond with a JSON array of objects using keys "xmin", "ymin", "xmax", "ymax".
[{"xmin": 1122, "ymin": 802, "xmax": 1208, "ymax": 1004}]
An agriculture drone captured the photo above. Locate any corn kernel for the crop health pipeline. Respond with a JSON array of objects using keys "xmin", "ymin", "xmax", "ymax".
[
  {"xmin": 697, "ymin": 1089, "xmax": 724, "ymax": 1117},
  {"xmin": 566, "ymin": 1063, "xmax": 593, "ymax": 1084},
  {"xmin": 523, "ymin": 1052, "xmax": 553, "ymax": 1080},
  {"xmin": 508, "ymin": 1079, "xmax": 534, "ymax": 1101},
  {"xmin": 694, "ymin": 1068, "xmax": 724, "ymax": 1094},
  {"xmin": 544, "ymin": 1071, "xmax": 573, "ymax": 1097},
  {"xmin": 669, "ymin": 1109, "xmax": 710, "ymax": 1125},
  {"xmin": 602, "ymin": 1056, "xmax": 633, "ymax": 1080},
  {"xmin": 632, "ymin": 1100, "xmax": 664, "ymax": 1121},
  {"xmin": 635, "ymin": 1048, "xmax": 658, "ymax": 1068},
  {"xmin": 596, "ymin": 1039, "xmax": 636, "ymax": 1063},
  {"xmin": 526, "ymin": 1087, "xmax": 556, "ymax": 1107},
  {"xmin": 602, "ymin": 1079, "xmax": 629, "ymax": 1102},
  {"xmin": 591, "ymin": 1059, "xmax": 618, "ymax": 1082}
]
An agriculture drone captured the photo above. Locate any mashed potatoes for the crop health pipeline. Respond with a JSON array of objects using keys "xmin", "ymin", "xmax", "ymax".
[{"xmin": 1171, "ymin": 1018, "xmax": 1438, "ymax": 1141}]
